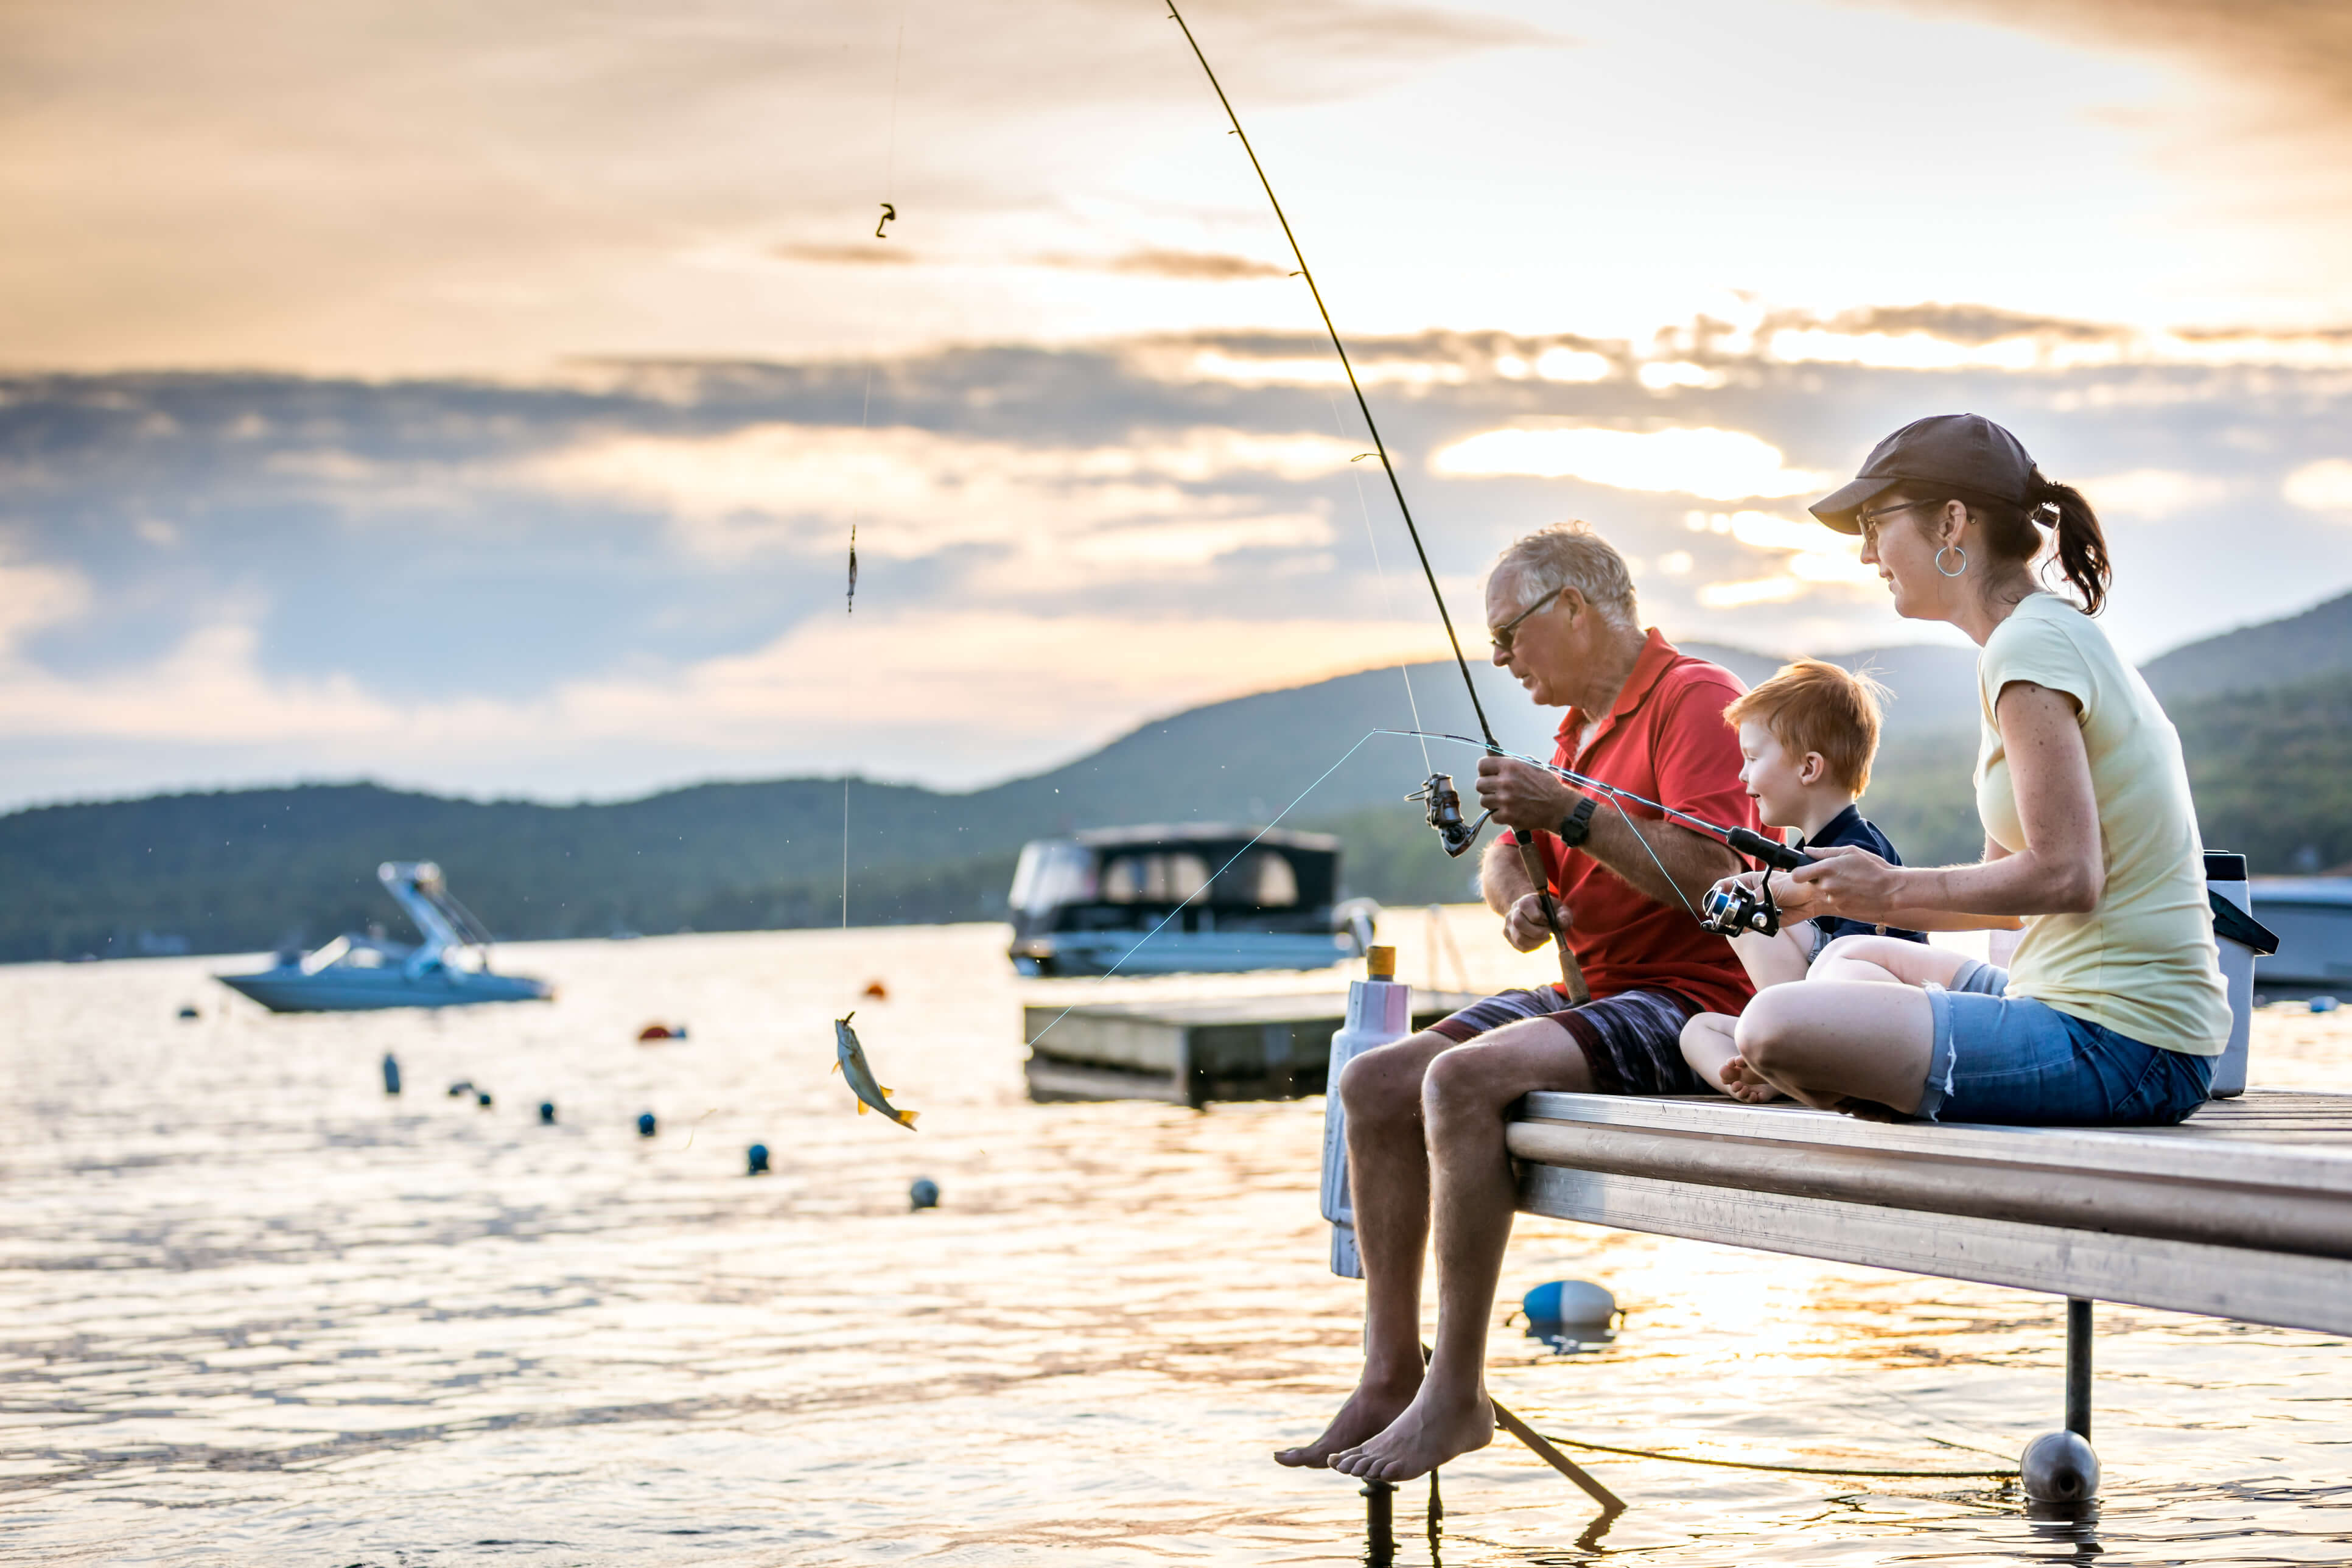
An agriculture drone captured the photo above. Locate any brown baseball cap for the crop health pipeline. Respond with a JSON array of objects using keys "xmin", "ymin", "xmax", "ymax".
[{"xmin": 1808, "ymin": 413, "xmax": 2037, "ymax": 534}]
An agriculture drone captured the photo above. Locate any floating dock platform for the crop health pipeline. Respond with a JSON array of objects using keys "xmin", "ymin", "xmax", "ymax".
[
  {"xmin": 1025, "ymin": 991, "xmax": 1482, "ymax": 1108},
  {"xmin": 1510, "ymin": 1088, "xmax": 2352, "ymax": 1335}
]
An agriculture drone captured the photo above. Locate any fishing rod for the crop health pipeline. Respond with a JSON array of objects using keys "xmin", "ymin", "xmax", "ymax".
[
  {"xmin": 1386, "ymin": 729, "xmax": 1807, "ymax": 875},
  {"xmin": 1163, "ymin": 3, "xmax": 1587, "ymax": 1001}
]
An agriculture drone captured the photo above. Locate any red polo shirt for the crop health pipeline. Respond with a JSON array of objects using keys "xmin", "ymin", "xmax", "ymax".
[{"xmin": 1534, "ymin": 629, "xmax": 1757, "ymax": 1017}]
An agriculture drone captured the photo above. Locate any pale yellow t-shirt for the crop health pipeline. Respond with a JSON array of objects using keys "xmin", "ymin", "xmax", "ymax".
[{"xmin": 1974, "ymin": 593, "xmax": 2230, "ymax": 1054}]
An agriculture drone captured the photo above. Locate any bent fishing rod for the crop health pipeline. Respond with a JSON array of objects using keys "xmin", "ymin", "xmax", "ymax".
[{"xmin": 1163, "ymin": 2, "xmax": 1588, "ymax": 1002}]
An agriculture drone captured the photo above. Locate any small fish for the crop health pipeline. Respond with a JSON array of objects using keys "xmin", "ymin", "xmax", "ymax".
[{"xmin": 833, "ymin": 1012, "xmax": 917, "ymax": 1130}]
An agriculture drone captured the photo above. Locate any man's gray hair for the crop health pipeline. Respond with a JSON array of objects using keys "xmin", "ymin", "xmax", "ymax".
[{"xmin": 1489, "ymin": 521, "xmax": 1639, "ymax": 629}]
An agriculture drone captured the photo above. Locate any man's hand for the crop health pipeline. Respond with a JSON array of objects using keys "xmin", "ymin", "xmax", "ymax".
[
  {"xmin": 1474, "ymin": 754, "xmax": 1572, "ymax": 833},
  {"xmin": 1503, "ymin": 891, "xmax": 1569, "ymax": 952}
]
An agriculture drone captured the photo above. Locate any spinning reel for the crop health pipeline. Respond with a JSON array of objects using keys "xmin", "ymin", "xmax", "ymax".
[
  {"xmin": 1408, "ymin": 772, "xmax": 1493, "ymax": 859},
  {"xmin": 1698, "ymin": 873, "xmax": 1782, "ymax": 937}
]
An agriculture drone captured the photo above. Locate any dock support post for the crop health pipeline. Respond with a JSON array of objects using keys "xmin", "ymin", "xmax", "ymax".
[
  {"xmin": 2064, "ymin": 1297, "xmax": 2091, "ymax": 1440},
  {"xmin": 2021, "ymin": 1297, "xmax": 2101, "ymax": 1503},
  {"xmin": 1362, "ymin": 1479, "xmax": 1395, "ymax": 1564}
]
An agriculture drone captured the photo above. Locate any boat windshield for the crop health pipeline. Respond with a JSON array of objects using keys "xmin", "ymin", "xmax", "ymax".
[
  {"xmin": 1101, "ymin": 852, "xmax": 1210, "ymax": 904},
  {"xmin": 1010, "ymin": 840, "xmax": 1096, "ymax": 915},
  {"xmin": 298, "ymin": 936, "xmax": 352, "ymax": 974}
]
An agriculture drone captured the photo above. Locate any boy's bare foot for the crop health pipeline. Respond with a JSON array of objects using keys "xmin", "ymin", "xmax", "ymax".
[
  {"xmin": 1329, "ymin": 1383, "xmax": 1494, "ymax": 1482},
  {"xmin": 1718, "ymin": 1053, "xmax": 1784, "ymax": 1104},
  {"xmin": 1275, "ymin": 1374, "xmax": 1420, "ymax": 1468}
]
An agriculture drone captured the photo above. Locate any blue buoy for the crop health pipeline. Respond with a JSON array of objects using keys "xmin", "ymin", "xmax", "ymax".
[
  {"xmin": 2312, "ymin": 996, "xmax": 2339, "ymax": 1013},
  {"xmin": 177, "ymin": 1005, "xmax": 200, "ymax": 1021},
  {"xmin": 747, "ymin": 1143, "xmax": 771, "ymax": 1175},
  {"xmin": 382, "ymin": 1054, "xmax": 401, "ymax": 1096},
  {"xmin": 476, "ymin": 1090, "xmax": 494, "ymax": 1108},
  {"xmin": 539, "ymin": 1101, "xmax": 556, "ymax": 1125},
  {"xmin": 909, "ymin": 1177, "xmax": 940, "ymax": 1211},
  {"xmin": 637, "ymin": 1111, "xmax": 657, "ymax": 1138},
  {"xmin": 1522, "ymin": 1279, "xmax": 1617, "ymax": 1327}
]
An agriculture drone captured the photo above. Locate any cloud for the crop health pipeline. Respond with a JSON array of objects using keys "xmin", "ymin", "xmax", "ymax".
[
  {"xmin": 2284, "ymin": 459, "xmax": 2352, "ymax": 513},
  {"xmin": 522, "ymin": 421, "xmax": 1360, "ymax": 583},
  {"xmin": 0, "ymin": 553, "xmax": 93, "ymax": 654},
  {"xmin": 1031, "ymin": 250, "xmax": 1289, "ymax": 281},
  {"xmin": 2079, "ymin": 468, "xmax": 2235, "ymax": 520},
  {"xmin": 1430, "ymin": 426, "xmax": 1836, "ymax": 501}
]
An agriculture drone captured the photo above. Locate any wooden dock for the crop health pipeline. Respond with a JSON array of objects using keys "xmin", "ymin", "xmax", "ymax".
[
  {"xmin": 1025, "ymin": 991, "xmax": 1482, "ymax": 1108},
  {"xmin": 1510, "ymin": 1088, "xmax": 2352, "ymax": 1335}
]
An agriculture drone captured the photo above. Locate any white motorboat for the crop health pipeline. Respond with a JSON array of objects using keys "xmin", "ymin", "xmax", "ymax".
[
  {"xmin": 1007, "ymin": 825, "xmax": 1376, "ymax": 977},
  {"xmin": 215, "ymin": 862, "xmax": 553, "ymax": 1012}
]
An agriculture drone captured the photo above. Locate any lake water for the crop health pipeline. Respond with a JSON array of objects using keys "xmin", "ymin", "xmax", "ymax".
[{"xmin": 2, "ymin": 917, "xmax": 2347, "ymax": 1566}]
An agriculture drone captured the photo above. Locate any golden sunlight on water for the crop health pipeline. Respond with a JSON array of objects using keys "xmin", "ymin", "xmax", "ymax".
[{"xmin": 1, "ymin": 919, "xmax": 2346, "ymax": 1564}]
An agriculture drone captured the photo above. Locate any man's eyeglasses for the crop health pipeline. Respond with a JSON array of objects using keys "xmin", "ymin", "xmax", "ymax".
[
  {"xmin": 1855, "ymin": 497, "xmax": 1947, "ymax": 542},
  {"xmin": 1490, "ymin": 584, "xmax": 1567, "ymax": 655}
]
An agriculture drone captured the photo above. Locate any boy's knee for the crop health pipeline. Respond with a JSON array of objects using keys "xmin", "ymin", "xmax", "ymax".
[
  {"xmin": 1732, "ymin": 991, "xmax": 1801, "ymax": 1072},
  {"xmin": 1814, "ymin": 933, "xmax": 1874, "ymax": 968},
  {"xmin": 1679, "ymin": 1012, "xmax": 1733, "ymax": 1049}
]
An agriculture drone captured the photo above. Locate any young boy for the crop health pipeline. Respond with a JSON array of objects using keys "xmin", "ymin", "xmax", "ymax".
[{"xmin": 1679, "ymin": 658, "xmax": 1926, "ymax": 1092}]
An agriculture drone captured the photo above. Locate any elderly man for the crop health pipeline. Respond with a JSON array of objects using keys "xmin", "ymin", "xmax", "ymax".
[{"xmin": 1275, "ymin": 521, "xmax": 1758, "ymax": 1482}]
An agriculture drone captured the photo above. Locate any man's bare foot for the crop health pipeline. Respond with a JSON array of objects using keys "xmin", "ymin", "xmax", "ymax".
[
  {"xmin": 1718, "ymin": 1053, "xmax": 1784, "ymax": 1104},
  {"xmin": 1274, "ymin": 1374, "xmax": 1420, "ymax": 1468},
  {"xmin": 1328, "ymin": 1384, "xmax": 1494, "ymax": 1482}
]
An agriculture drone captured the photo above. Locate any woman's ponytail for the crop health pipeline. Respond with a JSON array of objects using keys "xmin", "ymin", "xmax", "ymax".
[{"xmin": 2032, "ymin": 471, "xmax": 2110, "ymax": 617}]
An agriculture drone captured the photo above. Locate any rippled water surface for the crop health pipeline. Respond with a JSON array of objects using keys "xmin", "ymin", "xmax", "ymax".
[{"xmin": 3, "ymin": 920, "xmax": 2348, "ymax": 1565}]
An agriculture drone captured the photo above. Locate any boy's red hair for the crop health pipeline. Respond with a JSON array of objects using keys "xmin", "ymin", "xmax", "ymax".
[{"xmin": 1723, "ymin": 659, "xmax": 1888, "ymax": 796}]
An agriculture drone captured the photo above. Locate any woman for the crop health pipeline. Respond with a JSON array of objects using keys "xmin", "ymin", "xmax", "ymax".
[{"xmin": 1715, "ymin": 413, "xmax": 2228, "ymax": 1125}]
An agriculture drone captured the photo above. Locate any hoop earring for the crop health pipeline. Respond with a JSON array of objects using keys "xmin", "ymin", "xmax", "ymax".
[{"xmin": 1935, "ymin": 544, "xmax": 1968, "ymax": 578}]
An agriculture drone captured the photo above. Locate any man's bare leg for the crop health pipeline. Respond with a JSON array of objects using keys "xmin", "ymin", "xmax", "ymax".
[
  {"xmin": 1275, "ymin": 1027, "xmax": 1458, "ymax": 1468},
  {"xmin": 1332, "ymin": 1017, "xmax": 1592, "ymax": 1482}
]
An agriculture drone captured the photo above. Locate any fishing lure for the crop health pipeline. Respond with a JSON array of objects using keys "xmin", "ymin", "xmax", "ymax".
[{"xmin": 833, "ymin": 1012, "xmax": 918, "ymax": 1130}]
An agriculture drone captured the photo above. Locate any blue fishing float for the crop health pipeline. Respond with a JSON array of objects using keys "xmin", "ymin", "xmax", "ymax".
[
  {"xmin": 746, "ymin": 1143, "xmax": 771, "ymax": 1175},
  {"xmin": 909, "ymin": 1177, "xmax": 940, "ymax": 1210},
  {"xmin": 636, "ymin": 1111, "xmax": 657, "ymax": 1138},
  {"xmin": 539, "ymin": 1101, "xmax": 556, "ymax": 1125},
  {"xmin": 1522, "ymin": 1279, "xmax": 1617, "ymax": 1327}
]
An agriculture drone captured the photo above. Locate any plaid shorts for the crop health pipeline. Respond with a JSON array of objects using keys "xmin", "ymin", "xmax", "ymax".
[{"xmin": 1427, "ymin": 985, "xmax": 1707, "ymax": 1096}]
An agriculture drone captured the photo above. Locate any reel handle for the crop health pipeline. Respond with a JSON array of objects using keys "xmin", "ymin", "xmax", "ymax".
[{"xmin": 1726, "ymin": 827, "xmax": 1806, "ymax": 872}]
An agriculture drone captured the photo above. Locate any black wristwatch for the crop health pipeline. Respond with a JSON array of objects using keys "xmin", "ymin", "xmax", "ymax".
[{"xmin": 1556, "ymin": 795, "xmax": 1597, "ymax": 847}]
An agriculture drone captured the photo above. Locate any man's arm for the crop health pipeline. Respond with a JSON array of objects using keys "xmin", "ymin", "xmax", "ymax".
[{"xmin": 1474, "ymin": 754, "xmax": 1740, "ymax": 912}]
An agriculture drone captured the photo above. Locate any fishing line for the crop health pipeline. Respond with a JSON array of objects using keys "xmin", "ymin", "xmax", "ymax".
[
  {"xmin": 1022, "ymin": 729, "xmax": 1390, "ymax": 1051},
  {"xmin": 1327, "ymin": 391, "xmax": 1430, "ymax": 775},
  {"xmin": 841, "ymin": 4, "xmax": 910, "ymax": 928},
  {"xmin": 1528, "ymin": 1430, "xmax": 2013, "ymax": 1481},
  {"xmin": 1163, "ymin": 2, "xmax": 1493, "ymax": 752}
]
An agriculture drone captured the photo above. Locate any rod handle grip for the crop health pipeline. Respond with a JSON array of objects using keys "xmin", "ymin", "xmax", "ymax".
[{"xmin": 1727, "ymin": 827, "xmax": 1806, "ymax": 872}]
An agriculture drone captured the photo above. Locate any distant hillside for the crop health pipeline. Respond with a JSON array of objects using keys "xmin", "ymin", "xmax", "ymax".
[
  {"xmin": 3, "ymin": 599, "xmax": 2342, "ymax": 962},
  {"xmin": 2141, "ymin": 587, "xmax": 2352, "ymax": 705}
]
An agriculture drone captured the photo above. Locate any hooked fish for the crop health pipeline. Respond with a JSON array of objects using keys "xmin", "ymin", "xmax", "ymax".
[{"xmin": 833, "ymin": 1012, "xmax": 917, "ymax": 1130}]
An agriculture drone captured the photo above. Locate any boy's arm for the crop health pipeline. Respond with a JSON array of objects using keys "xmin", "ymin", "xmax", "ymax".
[{"xmin": 1727, "ymin": 920, "xmax": 1812, "ymax": 989}]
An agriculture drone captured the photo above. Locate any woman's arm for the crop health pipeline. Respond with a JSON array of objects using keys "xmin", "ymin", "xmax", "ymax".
[{"xmin": 1774, "ymin": 681, "xmax": 2101, "ymax": 927}]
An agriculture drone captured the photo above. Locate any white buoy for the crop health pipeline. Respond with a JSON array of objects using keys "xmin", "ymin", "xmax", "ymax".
[{"xmin": 2020, "ymin": 1430, "xmax": 2099, "ymax": 1502}]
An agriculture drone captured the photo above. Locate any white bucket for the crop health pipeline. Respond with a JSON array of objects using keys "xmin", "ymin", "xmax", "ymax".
[{"xmin": 1321, "ymin": 972, "xmax": 1411, "ymax": 1278}]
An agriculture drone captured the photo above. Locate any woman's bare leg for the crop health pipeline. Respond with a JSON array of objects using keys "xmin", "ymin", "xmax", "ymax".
[
  {"xmin": 1726, "ymin": 981, "xmax": 1936, "ymax": 1112},
  {"xmin": 1810, "ymin": 935, "xmax": 1976, "ymax": 988}
]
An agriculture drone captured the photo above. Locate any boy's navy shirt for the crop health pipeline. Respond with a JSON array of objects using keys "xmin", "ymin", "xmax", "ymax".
[{"xmin": 1791, "ymin": 804, "xmax": 1928, "ymax": 947}]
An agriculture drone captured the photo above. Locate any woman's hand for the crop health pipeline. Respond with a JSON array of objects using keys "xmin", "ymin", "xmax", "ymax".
[
  {"xmin": 1503, "ymin": 891, "xmax": 1569, "ymax": 952},
  {"xmin": 1474, "ymin": 755, "xmax": 1572, "ymax": 833},
  {"xmin": 1782, "ymin": 844, "xmax": 1906, "ymax": 923}
]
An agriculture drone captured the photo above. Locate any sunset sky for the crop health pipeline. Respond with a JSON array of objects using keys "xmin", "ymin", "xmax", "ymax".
[{"xmin": 5, "ymin": 0, "xmax": 2352, "ymax": 807}]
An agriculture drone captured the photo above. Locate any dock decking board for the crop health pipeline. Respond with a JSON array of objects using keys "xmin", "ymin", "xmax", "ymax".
[{"xmin": 1510, "ymin": 1089, "xmax": 2352, "ymax": 1337}]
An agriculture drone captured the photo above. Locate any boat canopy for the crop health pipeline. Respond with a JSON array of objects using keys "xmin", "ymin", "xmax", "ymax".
[{"xmin": 1012, "ymin": 826, "xmax": 1340, "ymax": 917}]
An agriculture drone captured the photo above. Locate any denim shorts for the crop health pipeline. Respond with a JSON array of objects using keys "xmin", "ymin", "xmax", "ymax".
[{"xmin": 1917, "ymin": 962, "xmax": 2213, "ymax": 1126}]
